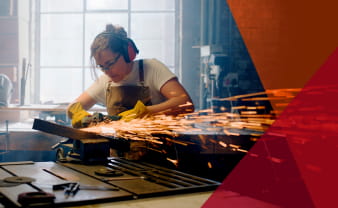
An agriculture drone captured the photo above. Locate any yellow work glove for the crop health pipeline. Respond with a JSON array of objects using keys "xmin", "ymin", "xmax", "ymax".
[
  {"xmin": 118, "ymin": 100, "xmax": 149, "ymax": 122},
  {"xmin": 67, "ymin": 102, "xmax": 91, "ymax": 128}
]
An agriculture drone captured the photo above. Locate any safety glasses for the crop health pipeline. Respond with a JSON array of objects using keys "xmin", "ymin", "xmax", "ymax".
[{"xmin": 97, "ymin": 54, "xmax": 121, "ymax": 71}]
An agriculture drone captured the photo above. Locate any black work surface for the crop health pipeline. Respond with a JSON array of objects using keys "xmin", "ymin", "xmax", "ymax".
[
  {"xmin": 0, "ymin": 160, "xmax": 220, "ymax": 207},
  {"xmin": 0, "ymin": 162, "xmax": 132, "ymax": 207},
  {"xmin": 62, "ymin": 158, "xmax": 219, "ymax": 196}
]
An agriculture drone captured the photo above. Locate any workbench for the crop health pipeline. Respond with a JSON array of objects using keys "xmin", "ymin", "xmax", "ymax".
[{"xmin": 0, "ymin": 159, "xmax": 220, "ymax": 207}]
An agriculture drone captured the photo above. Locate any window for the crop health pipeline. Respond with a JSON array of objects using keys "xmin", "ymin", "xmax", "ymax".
[{"xmin": 37, "ymin": 0, "xmax": 176, "ymax": 104}]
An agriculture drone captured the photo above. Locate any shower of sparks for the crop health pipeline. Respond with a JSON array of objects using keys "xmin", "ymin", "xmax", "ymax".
[
  {"xmin": 82, "ymin": 89, "xmax": 299, "ymax": 153},
  {"xmin": 83, "ymin": 111, "xmax": 274, "ymax": 140}
]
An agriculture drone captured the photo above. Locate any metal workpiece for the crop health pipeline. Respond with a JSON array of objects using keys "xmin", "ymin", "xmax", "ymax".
[
  {"xmin": 32, "ymin": 118, "xmax": 130, "ymax": 163},
  {"xmin": 32, "ymin": 118, "xmax": 259, "ymax": 165}
]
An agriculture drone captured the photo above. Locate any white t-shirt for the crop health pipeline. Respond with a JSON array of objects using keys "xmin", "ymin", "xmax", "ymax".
[{"xmin": 86, "ymin": 58, "xmax": 176, "ymax": 106}]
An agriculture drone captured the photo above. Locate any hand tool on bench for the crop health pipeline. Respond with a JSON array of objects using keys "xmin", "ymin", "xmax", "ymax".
[{"xmin": 63, "ymin": 182, "xmax": 80, "ymax": 197}]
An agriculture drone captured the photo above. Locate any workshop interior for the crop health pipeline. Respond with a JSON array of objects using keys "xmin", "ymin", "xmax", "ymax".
[{"xmin": 0, "ymin": 0, "xmax": 288, "ymax": 207}]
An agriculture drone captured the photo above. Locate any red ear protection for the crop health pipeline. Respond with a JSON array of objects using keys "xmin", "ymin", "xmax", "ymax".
[
  {"xmin": 103, "ymin": 33, "xmax": 139, "ymax": 63},
  {"xmin": 127, "ymin": 39, "xmax": 139, "ymax": 62},
  {"xmin": 128, "ymin": 42, "xmax": 136, "ymax": 61}
]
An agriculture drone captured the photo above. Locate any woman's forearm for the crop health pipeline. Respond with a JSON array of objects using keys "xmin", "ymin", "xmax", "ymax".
[{"xmin": 147, "ymin": 95, "xmax": 194, "ymax": 116}]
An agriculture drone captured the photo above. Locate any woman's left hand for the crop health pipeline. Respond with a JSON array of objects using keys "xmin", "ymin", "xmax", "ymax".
[{"xmin": 118, "ymin": 100, "xmax": 149, "ymax": 121}]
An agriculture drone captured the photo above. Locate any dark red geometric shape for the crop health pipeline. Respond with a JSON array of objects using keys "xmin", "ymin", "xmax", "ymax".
[{"xmin": 203, "ymin": 48, "xmax": 338, "ymax": 207}]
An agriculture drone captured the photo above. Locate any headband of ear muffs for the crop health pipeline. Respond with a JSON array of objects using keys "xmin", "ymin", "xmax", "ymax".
[
  {"xmin": 96, "ymin": 31, "xmax": 139, "ymax": 63},
  {"xmin": 117, "ymin": 38, "xmax": 139, "ymax": 63}
]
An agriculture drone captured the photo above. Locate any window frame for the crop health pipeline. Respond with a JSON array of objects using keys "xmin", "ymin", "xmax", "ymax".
[{"xmin": 34, "ymin": 0, "xmax": 179, "ymax": 104}]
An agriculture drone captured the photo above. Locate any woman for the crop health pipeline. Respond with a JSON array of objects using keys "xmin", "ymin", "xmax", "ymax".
[{"xmin": 67, "ymin": 24, "xmax": 194, "ymax": 128}]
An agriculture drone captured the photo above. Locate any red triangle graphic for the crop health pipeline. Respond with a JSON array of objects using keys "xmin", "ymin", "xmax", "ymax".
[{"xmin": 203, "ymin": 48, "xmax": 338, "ymax": 207}]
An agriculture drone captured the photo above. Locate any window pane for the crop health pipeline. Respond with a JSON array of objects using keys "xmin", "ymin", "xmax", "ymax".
[
  {"xmin": 87, "ymin": 0, "xmax": 128, "ymax": 10},
  {"xmin": 84, "ymin": 13, "xmax": 128, "ymax": 66},
  {"xmin": 38, "ymin": 1, "xmax": 177, "ymax": 104},
  {"xmin": 84, "ymin": 68, "xmax": 103, "ymax": 89},
  {"xmin": 131, "ymin": 0, "xmax": 175, "ymax": 11},
  {"xmin": 131, "ymin": 13, "xmax": 175, "ymax": 39},
  {"xmin": 41, "ymin": 0, "xmax": 83, "ymax": 12},
  {"xmin": 40, "ymin": 14, "xmax": 83, "ymax": 66},
  {"xmin": 136, "ymin": 40, "xmax": 174, "ymax": 67},
  {"xmin": 131, "ymin": 13, "xmax": 175, "ymax": 66},
  {"xmin": 40, "ymin": 68, "xmax": 83, "ymax": 103}
]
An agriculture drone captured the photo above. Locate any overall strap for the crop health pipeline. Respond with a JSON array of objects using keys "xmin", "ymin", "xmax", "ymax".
[{"xmin": 138, "ymin": 59, "xmax": 145, "ymax": 86}]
